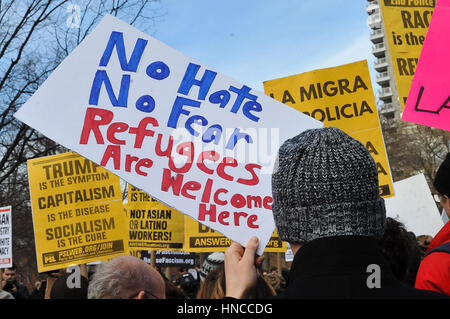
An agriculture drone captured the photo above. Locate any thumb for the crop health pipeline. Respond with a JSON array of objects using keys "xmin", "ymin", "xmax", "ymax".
[{"xmin": 242, "ymin": 236, "xmax": 259, "ymax": 263}]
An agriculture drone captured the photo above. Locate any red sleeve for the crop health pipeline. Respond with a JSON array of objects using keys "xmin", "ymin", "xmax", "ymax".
[{"xmin": 415, "ymin": 253, "xmax": 450, "ymax": 296}]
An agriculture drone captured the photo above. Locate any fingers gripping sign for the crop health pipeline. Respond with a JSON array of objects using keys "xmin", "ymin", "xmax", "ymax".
[{"xmin": 224, "ymin": 236, "xmax": 261, "ymax": 299}]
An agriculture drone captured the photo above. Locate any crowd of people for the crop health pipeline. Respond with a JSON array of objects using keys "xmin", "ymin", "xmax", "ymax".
[{"xmin": 0, "ymin": 127, "xmax": 449, "ymax": 299}]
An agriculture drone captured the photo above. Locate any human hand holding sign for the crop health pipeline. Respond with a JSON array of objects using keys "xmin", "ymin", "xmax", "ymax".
[{"xmin": 224, "ymin": 236, "xmax": 263, "ymax": 298}]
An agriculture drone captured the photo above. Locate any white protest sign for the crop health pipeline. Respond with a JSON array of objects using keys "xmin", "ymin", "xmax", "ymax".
[
  {"xmin": 384, "ymin": 173, "xmax": 444, "ymax": 237},
  {"xmin": 442, "ymin": 209, "xmax": 449, "ymax": 224},
  {"xmin": 0, "ymin": 206, "xmax": 12, "ymax": 268},
  {"xmin": 14, "ymin": 14, "xmax": 323, "ymax": 255},
  {"xmin": 285, "ymin": 243, "xmax": 294, "ymax": 263}
]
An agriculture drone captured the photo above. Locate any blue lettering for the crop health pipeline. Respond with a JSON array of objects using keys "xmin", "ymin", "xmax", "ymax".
[
  {"xmin": 202, "ymin": 125, "xmax": 222, "ymax": 144},
  {"xmin": 185, "ymin": 115, "xmax": 207, "ymax": 136},
  {"xmin": 167, "ymin": 96, "xmax": 201, "ymax": 128},
  {"xmin": 209, "ymin": 90, "xmax": 231, "ymax": 108},
  {"xmin": 178, "ymin": 63, "xmax": 217, "ymax": 100},
  {"xmin": 99, "ymin": 31, "xmax": 148, "ymax": 72},
  {"xmin": 242, "ymin": 100, "xmax": 262, "ymax": 122},
  {"xmin": 229, "ymin": 85, "xmax": 257, "ymax": 114},
  {"xmin": 146, "ymin": 61, "xmax": 170, "ymax": 80},
  {"xmin": 136, "ymin": 95, "xmax": 155, "ymax": 113},
  {"xmin": 89, "ymin": 70, "xmax": 130, "ymax": 107},
  {"xmin": 226, "ymin": 128, "xmax": 253, "ymax": 150}
]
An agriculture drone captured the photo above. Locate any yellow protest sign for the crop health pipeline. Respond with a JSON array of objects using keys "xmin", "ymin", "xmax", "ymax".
[
  {"xmin": 126, "ymin": 185, "xmax": 184, "ymax": 250},
  {"xmin": 27, "ymin": 152, "xmax": 128, "ymax": 272},
  {"xmin": 264, "ymin": 60, "xmax": 394, "ymax": 197},
  {"xmin": 379, "ymin": 0, "xmax": 435, "ymax": 109},
  {"xmin": 184, "ymin": 215, "xmax": 286, "ymax": 253}
]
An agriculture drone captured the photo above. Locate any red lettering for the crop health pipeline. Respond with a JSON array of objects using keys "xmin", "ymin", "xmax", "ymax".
[
  {"xmin": 217, "ymin": 157, "xmax": 238, "ymax": 181},
  {"xmin": 197, "ymin": 151, "xmax": 220, "ymax": 174},
  {"xmin": 198, "ymin": 204, "xmax": 259, "ymax": 228},
  {"xmin": 233, "ymin": 212, "xmax": 248, "ymax": 226},
  {"xmin": 101, "ymin": 145, "xmax": 121, "ymax": 169},
  {"xmin": 79, "ymin": 107, "xmax": 113, "ymax": 144},
  {"xmin": 169, "ymin": 142, "xmax": 194, "ymax": 173},
  {"xmin": 128, "ymin": 117, "xmax": 159, "ymax": 148},
  {"xmin": 246, "ymin": 195, "xmax": 262, "ymax": 209},
  {"xmin": 230, "ymin": 193, "xmax": 246, "ymax": 209},
  {"xmin": 263, "ymin": 196, "xmax": 273, "ymax": 210},
  {"xmin": 213, "ymin": 188, "xmax": 228, "ymax": 205},
  {"xmin": 125, "ymin": 154, "xmax": 139, "ymax": 172},
  {"xmin": 135, "ymin": 158, "xmax": 153, "ymax": 176},
  {"xmin": 181, "ymin": 181, "xmax": 201, "ymax": 200},
  {"xmin": 247, "ymin": 214, "xmax": 259, "ymax": 229},
  {"xmin": 237, "ymin": 163, "xmax": 261, "ymax": 186},
  {"xmin": 161, "ymin": 168, "xmax": 183, "ymax": 196},
  {"xmin": 155, "ymin": 133, "xmax": 173, "ymax": 157},
  {"xmin": 218, "ymin": 211, "xmax": 230, "ymax": 225},
  {"xmin": 198, "ymin": 203, "xmax": 216, "ymax": 222},
  {"xmin": 201, "ymin": 178, "xmax": 213, "ymax": 203},
  {"xmin": 107, "ymin": 122, "xmax": 128, "ymax": 145}
]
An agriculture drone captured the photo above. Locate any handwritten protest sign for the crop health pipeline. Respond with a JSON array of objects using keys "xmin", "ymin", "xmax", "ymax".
[
  {"xmin": 379, "ymin": 0, "xmax": 435, "ymax": 110},
  {"xmin": 27, "ymin": 152, "xmax": 128, "ymax": 272},
  {"xmin": 264, "ymin": 60, "xmax": 394, "ymax": 197},
  {"xmin": 0, "ymin": 206, "xmax": 12, "ymax": 268},
  {"xmin": 402, "ymin": 0, "xmax": 450, "ymax": 131},
  {"xmin": 126, "ymin": 185, "xmax": 184, "ymax": 250},
  {"xmin": 15, "ymin": 14, "xmax": 322, "ymax": 254},
  {"xmin": 129, "ymin": 185, "xmax": 285, "ymax": 252}
]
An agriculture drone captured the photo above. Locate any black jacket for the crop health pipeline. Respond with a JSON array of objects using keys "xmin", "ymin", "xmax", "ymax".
[{"xmin": 280, "ymin": 236, "xmax": 448, "ymax": 299}]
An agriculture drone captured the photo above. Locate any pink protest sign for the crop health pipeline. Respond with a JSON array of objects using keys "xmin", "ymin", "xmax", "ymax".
[{"xmin": 402, "ymin": 0, "xmax": 450, "ymax": 131}]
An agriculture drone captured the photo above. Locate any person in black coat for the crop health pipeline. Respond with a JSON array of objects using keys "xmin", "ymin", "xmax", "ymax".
[
  {"xmin": 225, "ymin": 127, "xmax": 448, "ymax": 299},
  {"xmin": 1, "ymin": 264, "xmax": 29, "ymax": 299}
]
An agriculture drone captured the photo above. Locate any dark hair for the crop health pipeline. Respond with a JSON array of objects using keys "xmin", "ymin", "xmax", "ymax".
[
  {"xmin": 163, "ymin": 276, "xmax": 184, "ymax": 299},
  {"xmin": 50, "ymin": 273, "xmax": 89, "ymax": 299},
  {"xmin": 376, "ymin": 217, "xmax": 418, "ymax": 283},
  {"xmin": 6, "ymin": 263, "xmax": 17, "ymax": 271},
  {"xmin": 196, "ymin": 267, "xmax": 276, "ymax": 299}
]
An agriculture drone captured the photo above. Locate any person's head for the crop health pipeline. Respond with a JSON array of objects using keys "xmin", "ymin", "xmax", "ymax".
[
  {"xmin": 197, "ymin": 267, "xmax": 276, "ymax": 299},
  {"xmin": 2, "ymin": 264, "xmax": 17, "ymax": 282},
  {"xmin": 264, "ymin": 272, "xmax": 283, "ymax": 294},
  {"xmin": 179, "ymin": 267, "xmax": 188, "ymax": 274},
  {"xmin": 87, "ymin": 255, "xmax": 165, "ymax": 299},
  {"xmin": 433, "ymin": 153, "xmax": 450, "ymax": 219},
  {"xmin": 50, "ymin": 273, "xmax": 89, "ymax": 299},
  {"xmin": 376, "ymin": 217, "xmax": 416, "ymax": 282},
  {"xmin": 272, "ymin": 127, "xmax": 386, "ymax": 253},
  {"xmin": 162, "ymin": 275, "xmax": 185, "ymax": 299},
  {"xmin": 416, "ymin": 235, "xmax": 433, "ymax": 254},
  {"xmin": 196, "ymin": 268, "xmax": 224, "ymax": 299},
  {"xmin": 199, "ymin": 252, "xmax": 225, "ymax": 282}
]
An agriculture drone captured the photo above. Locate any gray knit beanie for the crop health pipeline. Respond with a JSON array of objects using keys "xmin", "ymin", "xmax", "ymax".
[{"xmin": 272, "ymin": 127, "xmax": 386, "ymax": 243}]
